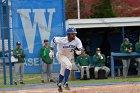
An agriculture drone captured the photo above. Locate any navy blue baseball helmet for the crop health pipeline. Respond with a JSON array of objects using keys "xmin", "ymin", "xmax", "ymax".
[
  {"xmin": 16, "ymin": 41, "xmax": 21, "ymax": 45},
  {"xmin": 67, "ymin": 27, "xmax": 77, "ymax": 34}
]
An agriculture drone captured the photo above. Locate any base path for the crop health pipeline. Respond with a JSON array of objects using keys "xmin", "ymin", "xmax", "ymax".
[{"xmin": 0, "ymin": 83, "xmax": 140, "ymax": 93}]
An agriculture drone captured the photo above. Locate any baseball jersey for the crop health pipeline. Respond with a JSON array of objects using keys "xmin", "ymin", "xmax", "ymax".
[
  {"xmin": 120, "ymin": 43, "xmax": 133, "ymax": 53},
  {"xmin": 76, "ymin": 54, "xmax": 91, "ymax": 66},
  {"xmin": 13, "ymin": 48, "xmax": 25, "ymax": 63},
  {"xmin": 93, "ymin": 53, "xmax": 106, "ymax": 67},
  {"xmin": 40, "ymin": 46, "xmax": 53, "ymax": 64},
  {"xmin": 51, "ymin": 36, "xmax": 83, "ymax": 59}
]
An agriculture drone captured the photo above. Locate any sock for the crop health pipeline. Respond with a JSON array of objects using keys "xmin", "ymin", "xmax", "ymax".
[
  {"xmin": 64, "ymin": 69, "xmax": 70, "ymax": 84},
  {"xmin": 58, "ymin": 74, "xmax": 64, "ymax": 84}
]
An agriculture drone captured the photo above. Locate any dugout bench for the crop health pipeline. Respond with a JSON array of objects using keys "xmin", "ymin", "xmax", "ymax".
[{"xmin": 74, "ymin": 66, "xmax": 107, "ymax": 80}]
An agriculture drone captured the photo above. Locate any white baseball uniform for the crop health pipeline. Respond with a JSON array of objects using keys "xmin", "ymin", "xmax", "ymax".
[{"xmin": 51, "ymin": 36, "xmax": 83, "ymax": 75}]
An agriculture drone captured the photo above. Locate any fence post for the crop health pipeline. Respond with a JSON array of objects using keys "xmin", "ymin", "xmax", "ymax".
[
  {"xmin": 6, "ymin": 0, "xmax": 13, "ymax": 85},
  {"xmin": 0, "ymin": 0, "xmax": 6, "ymax": 85}
]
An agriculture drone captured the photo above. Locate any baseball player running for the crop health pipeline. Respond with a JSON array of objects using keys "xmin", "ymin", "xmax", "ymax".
[{"xmin": 49, "ymin": 27, "xmax": 83, "ymax": 92}]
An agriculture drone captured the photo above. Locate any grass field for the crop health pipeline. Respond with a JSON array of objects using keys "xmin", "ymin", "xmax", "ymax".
[
  {"xmin": 0, "ymin": 72, "xmax": 140, "ymax": 89},
  {"xmin": 70, "ymin": 77, "xmax": 140, "ymax": 84},
  {"xmin": 0, "ymin": 69, "xmax": 140, "ymax": 88}
]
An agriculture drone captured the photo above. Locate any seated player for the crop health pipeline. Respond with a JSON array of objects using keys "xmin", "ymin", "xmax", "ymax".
[
  {"xmin": 93, "ymin": 48, "xmax": 110, "ymax": 79},
  {"xmin": 76, "ymin": 49, "xmax": 91, "ymax": 79}
]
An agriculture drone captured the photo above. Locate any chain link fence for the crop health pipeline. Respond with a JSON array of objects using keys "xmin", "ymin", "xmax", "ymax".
[{"xmin": 0, "ymin": 2, "xmax": 63, "ymax": 87}]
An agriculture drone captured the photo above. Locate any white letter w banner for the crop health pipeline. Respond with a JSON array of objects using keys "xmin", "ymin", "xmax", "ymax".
[{"xmin": 11, "ymin": 0, "xmax": 66, "ymax": 73}]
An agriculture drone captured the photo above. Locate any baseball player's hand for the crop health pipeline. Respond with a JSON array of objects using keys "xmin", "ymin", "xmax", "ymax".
[
  {"xmin": 49, "ymin": 50, "xmax": 54, "ymax": 59},
  {"xmin": 128, "ymin": 49, "xmax": 132, "ymax": 53},
  {"xmin": 100, "ymin": 56, "xmax": 103, "ymax": 59},
  {"xmin": 75, "ymin": 50, "xmax": 81, "ymax": 55},
  {"xmin": 97, "ymin": 52, "xmax": 101, "ymax": 56},
  {"xmin": 77, "ymin": 65, "xmax": 81, "ymax": 70},
  {"xmin": 125, "ymin": 48, "xmax": 128, "ymax": 51},
  {"xmin": 17, "ymin": 54, "xmax": 21, "ymax": 58}
]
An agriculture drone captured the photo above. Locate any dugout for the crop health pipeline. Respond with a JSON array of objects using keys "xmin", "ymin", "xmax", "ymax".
[{"xmin": 66, "ymin": 17, "xmax": 140, "ymax": 76}]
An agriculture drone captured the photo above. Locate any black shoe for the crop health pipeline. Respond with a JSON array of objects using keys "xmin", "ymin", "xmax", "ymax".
[
  {"xmin": 57, "ymin": 83, "xmax": 63, "ymax": 92},
  {"xmin": 14, "ymin": 82, "xmax": 17, "ymax": 85},
  {"xmin": 105, "ymin": 77, "xmax": 108, "ymax": 79},
  {"xmin": 41, "ymin": 80, "xmax": 45, "ymax": 83},
  {"xmin": 64, "ymin": 82, "xmax": 70, "ymax": 90},
  {"xmin": 50, "ymin": 79, "xmax": 54, "ymax": 82},
  {"xmin": 20, "ymin": 82, "xmax": 25, "ymax": 84}
]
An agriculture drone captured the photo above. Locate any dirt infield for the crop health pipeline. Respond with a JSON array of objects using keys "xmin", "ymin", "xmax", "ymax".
[{"xmin": 0, "ymin": 84, "xmax": 140, "ymax": 93}]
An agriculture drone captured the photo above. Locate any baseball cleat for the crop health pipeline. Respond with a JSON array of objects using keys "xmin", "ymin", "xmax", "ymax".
[
  {"xmin": 49, "ymin": 79, "xmax": 54, "ymax": 82},
  {"xmin": 64, "ymin": 82, "xmax": 70, "ymax": 90},
  {"xmin": 57, "ymin": 83, "xmax": 63, "ymax": 92}
]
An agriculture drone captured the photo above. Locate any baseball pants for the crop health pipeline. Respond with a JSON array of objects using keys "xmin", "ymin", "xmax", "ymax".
[
  {"xmin": 122, "ymin": 59, "xmax": 130, "ymax": 78},
  {"xmin": 81, "ymin": 66, "xmax": 90, "ymax": 79},
  {"xmin": 14, "ymin": 63, "xmax": 24, "ymax": 82},
  {"xmin": 56, "ymin": 53, "xmax": 72, "ymax": 76},
  {"xmin": 136, "ymin": 58, "xmax": 140, "ymax": 76},
  {"xmin": 41, "ymin": 62, "xmax": 52, "ymax": 82},
  {"xmin": 94, "ymin": 66, "xmax": 110, "ymax": 78}
]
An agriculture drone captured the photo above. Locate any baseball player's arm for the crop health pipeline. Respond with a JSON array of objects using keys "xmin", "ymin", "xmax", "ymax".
[
  {"xmin": 50, "ymin": 37, "xmax": 64, "ymax": 48},
  {"xmin": 21, "ymin": 50, "xmax": 25, "ymax": 58},
  {"xmin": 49, "ymin": 38, "xmax": 56, "ymax": 59},
  {"xmin": 93, "ymin": 55, "xmax": 100, "ymax": 62},
  {"xmin": 120, "ymin": 44, "xmax": 124, "ymax": 52},
  {"xmin": 128, "ymin": 43, "xmax": 133, "ymax": 53},
  {"xmin": 102, "ymin": 54, "xmax": 106, "ymax": 62},
  {"xmin": 75, "ymin": 38, "xmax": 83, "ymax": 55},
  {"xmin": 13, "ymin": 50, "xmax": 18, "ymax": 58},
  {"xmin": 135, "ymin": 43, "xmax": 140, "ymax": 52},
  {"xmin": 77, "ymin": 64, "xmax": 81, "ymax": 70},
  {"xmin": 76, "ymin": 57, "xmax": 81, "ymax": 70}
]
